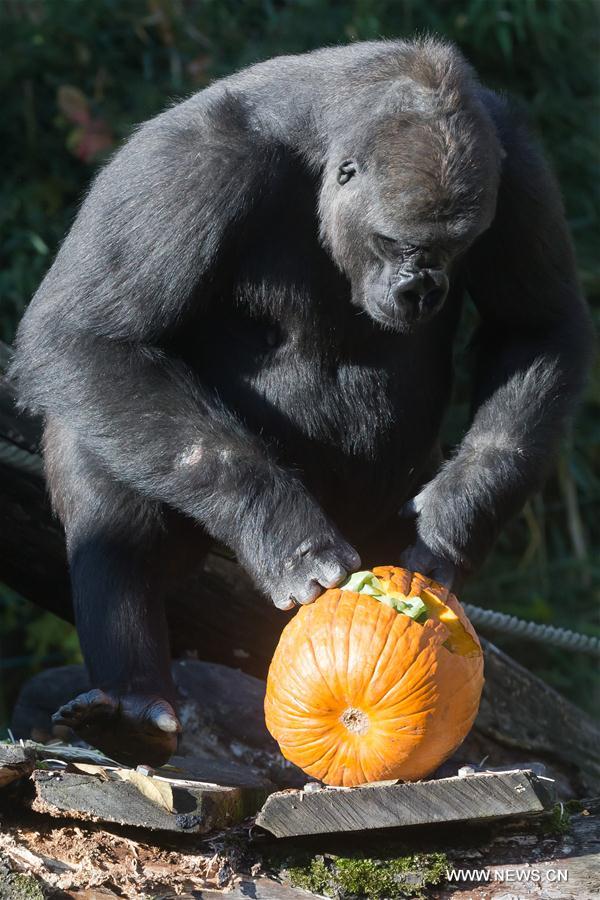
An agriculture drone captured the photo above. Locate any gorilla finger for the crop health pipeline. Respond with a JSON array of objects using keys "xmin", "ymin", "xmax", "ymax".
[
  {"xmin": 147, "ymin": 701, "xmax": 181, "ymax": 734},
  {"xmin": 51, "ymin": 711, "xmax": 73, "ymax": 727},
  {"xmin": 316, "ymin": 556, "xmax": 348, "ymax": 589},
  {"xmin": 273, "ymin": 594, "xmax": 296, "ymax": 611},
  {"xmin": 52, "ymin": 690, "xmax": 114, "ymax": 723},
  {"xmin": 339, "ymin": 545, "xmax": 361, "ymax": 572},
  {"xmin": 291, "ymin": 579, "xmax": 323, "ymax": 605},
  {"xmin": 430, "ymin": 563, "xmax": 457, "ymax": 591}
]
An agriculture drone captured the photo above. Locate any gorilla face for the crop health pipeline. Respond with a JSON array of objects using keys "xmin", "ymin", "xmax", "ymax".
[
  {"xmin": 319, "ymin": 112, "xmax": 502, "ymax": 333},
  {"xmin": 358, "ymin": 229, "xmax": 452, "ymax": 331}
]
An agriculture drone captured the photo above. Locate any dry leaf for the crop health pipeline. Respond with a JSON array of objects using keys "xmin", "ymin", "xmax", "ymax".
[
  {"xmin": 72, "ymin": 763, "xmax": 110, "ymax": 780},
  {"xmin": 116, "ymin": 769, "xmax": 174, "ymax": 812}
]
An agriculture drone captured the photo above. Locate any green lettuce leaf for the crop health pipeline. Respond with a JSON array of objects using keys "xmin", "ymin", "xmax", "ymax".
[{"xmin": 340, "ymin": 571, "xmax": 429, "ymax": 623}]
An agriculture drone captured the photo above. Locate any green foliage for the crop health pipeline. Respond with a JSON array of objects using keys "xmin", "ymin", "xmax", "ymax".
[
  {"xmin": 286, "ymin": 851, "xmax": 448, "ymax": 899},
  {"xmin": 0, "ymin": 585, "xmax": 81, "ymax": 730},
  {"xmin": 0, "ymin": 0, "xmax": 598, "ymax": 717},
  {"xmin": 0, "ymin": 868, "xmax": 45, "ymax": 900},
  {"xmin": 543, "ymin": 802, "xmax": 573, "ymax": 835}
]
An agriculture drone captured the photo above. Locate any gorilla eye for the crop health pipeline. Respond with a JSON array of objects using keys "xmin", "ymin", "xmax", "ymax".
[
  {"xmin": 337, "ymin": 160, "xmax": 357, "ymax": 185},
  {"xmin": 373, "ymin": 233, "xmax": 400, "ymax": 256},
  {"xmin": 375, "ymin": 233, "xmax": 398, "ymax": 248}
]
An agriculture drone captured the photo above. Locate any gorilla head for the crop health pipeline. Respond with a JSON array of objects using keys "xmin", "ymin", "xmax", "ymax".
[{"xmin": 319, "ymin": 83, "xmax": 503, "ymax": 332}]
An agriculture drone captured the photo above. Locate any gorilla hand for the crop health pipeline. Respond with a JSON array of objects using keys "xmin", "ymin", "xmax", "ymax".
[
  {"xmin": 243, "ymin": 505, "xmax": 360, "ymax": 611},
  {"xmin": 399, "ymin": 494, "xmax": 461, "ymax": 591},
  {"xmin": 52, "ymin": 690, "xmax": 181, "ymax": 767},
  {"xmin": 399, "ymin": 536, "xmax": 459, "ymax": 591},
  {"xmin": 273, "ymin": 533, "xmax": 361, "ymax": 610}
]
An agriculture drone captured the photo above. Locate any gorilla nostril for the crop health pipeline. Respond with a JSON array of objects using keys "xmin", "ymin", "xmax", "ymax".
[
  {"xmin": 392, "ymin": 280, "xmax": 421, "ymax": 305},
  {"xmin": 423, "ymin": 288, "xmax": 446, "ymax": 309},
  {"xmin": 392, "ymin": 274, "xmax": 448, "ymax": 312}
]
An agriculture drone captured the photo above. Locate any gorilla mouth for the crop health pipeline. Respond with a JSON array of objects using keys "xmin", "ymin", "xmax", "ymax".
[
  {"xmin": 363, "ymin": 294, "xmax": 436, "ymax": 333},
  {"xmin": 359, "ymin": 275, "xmax": 448, "ymax": 333}
]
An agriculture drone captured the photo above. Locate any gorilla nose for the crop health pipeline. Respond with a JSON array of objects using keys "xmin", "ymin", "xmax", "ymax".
[{"xmin": 391, "ymin": 271, "xmax": 448, "ymax": 315}]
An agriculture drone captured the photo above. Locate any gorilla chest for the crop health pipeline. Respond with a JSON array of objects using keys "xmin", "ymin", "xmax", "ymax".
[{"xmin": 186, "ymin": 303, "xmax": 452, "ymax": 505}]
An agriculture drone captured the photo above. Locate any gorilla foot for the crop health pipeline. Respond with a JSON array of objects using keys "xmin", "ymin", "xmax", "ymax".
[{"xmin": 52, "ymin": 688, "xmax": 181, "ymax": 767}]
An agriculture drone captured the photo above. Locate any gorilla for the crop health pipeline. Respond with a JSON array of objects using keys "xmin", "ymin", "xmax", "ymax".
[{"xmin": 11, "ymin": 38, "xmax": 592, "ymax": 765}]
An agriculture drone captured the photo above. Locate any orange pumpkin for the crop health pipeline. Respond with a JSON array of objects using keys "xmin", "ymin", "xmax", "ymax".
[{"xmin": 264, "ymin": 566, "xmax": 484, "ymax": 787}]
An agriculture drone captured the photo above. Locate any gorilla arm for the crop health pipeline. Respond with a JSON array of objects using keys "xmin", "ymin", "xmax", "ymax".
[
  {"xmin": 401, "ymin": 113, "xmax": 592, "ymax": 585},
  {"xmin": 11, "ymin": 90, "xmax": 358, "ymax": 610}
]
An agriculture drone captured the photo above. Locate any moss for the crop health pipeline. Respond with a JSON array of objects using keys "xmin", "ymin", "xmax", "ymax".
[
  {"xmin": 541, "ymin": 802, "xmax": 573, "ymax": 835},
  {"xmin": 286, "ymin": 851, "xmax": 448, "ymax": 899},
  {"xmin": 564, "ymin": 799, "xmax": 584, "ymax": 814},
  {"xmin": 287, "ymin": 856, "xmax": 331, "ymax": 895},
  {"xmin": 0, "ymin": 868, "xmax": 45, "ymax": 900}
]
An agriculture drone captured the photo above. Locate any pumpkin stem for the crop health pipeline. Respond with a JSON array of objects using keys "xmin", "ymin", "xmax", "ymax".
[{"xmin": 340, "ymin": 707, "xmax": 370, "ymax": 734}]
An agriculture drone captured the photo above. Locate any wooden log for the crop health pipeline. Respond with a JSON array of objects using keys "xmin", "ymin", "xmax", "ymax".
[
  {"xmin": 32, "ymin": 767, "xmax": 269, "ymax": 834},
  {"xmin": 0, "ymin": 341, "xmax": 72, "ymax": 621},
  {"xmin": 191, "ymin": 880, "xmax": 326, "ymax": 899},
  {"xmin": 255, "ymin": 769, "xmax": 556, "ymax": 838},
  {"xmin": 476, "ymin": 641, "xmax": 600, "ymax": 795},
  {"xmin": 438, "ymin": 797, "xmax": 600, "ymax": 899}
]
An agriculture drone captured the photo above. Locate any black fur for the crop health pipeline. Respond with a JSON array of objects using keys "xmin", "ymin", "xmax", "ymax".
[{"xmin": 10, "ymin": 38, "xmax": 592, "ymax": 764}]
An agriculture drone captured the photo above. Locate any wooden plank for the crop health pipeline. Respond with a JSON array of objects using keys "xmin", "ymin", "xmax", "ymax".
[
  {"xmin": 256, "ymin": 770, "xmax": 556, "ymax": 838},
  {"xmin": 32, "ymin": 769, "xmax": 270, "ymax": 833},
  {"xmin": 0, "ymin": 744, "xmax": 35, "ymax": 788}
]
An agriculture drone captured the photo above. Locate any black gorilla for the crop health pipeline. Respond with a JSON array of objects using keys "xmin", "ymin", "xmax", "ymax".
[{"xmin": 11, "ymin": 38, "xmax": 592, "ymax": 765}]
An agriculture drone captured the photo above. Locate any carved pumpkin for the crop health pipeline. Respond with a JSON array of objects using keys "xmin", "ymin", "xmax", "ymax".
[{"xmin": 264, "ymin": 566, "xmax": 484, "ymax": 786}]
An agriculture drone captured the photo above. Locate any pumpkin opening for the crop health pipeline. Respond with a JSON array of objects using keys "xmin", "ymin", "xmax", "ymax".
[
  {"xmin": 341, "ymin": 570, "xmax": 480, "ymax": 657},
  {"xmin": 340, "ymin": 707, "xmax": 370, "ymax": 734}
]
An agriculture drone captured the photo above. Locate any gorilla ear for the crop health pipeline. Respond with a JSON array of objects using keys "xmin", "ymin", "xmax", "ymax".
[{"xmin": 337, "ymin": 159, "xmax": 358, "ymax": 185}]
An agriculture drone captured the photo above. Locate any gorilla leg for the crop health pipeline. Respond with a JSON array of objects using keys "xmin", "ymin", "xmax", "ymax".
[{"xmin": 45, "ymin": 421, "xmax": 186, "ymax": 766}]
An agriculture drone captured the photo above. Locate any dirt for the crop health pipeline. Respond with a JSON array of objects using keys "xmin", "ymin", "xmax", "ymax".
[{"xmin": 0, "ymin": 806, "xmax": 253, "ymax": 898}]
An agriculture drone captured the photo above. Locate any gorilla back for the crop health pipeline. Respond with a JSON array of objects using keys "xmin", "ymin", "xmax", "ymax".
[{"xmin": 11, "ymin": 39, "xmax": 591, "ymax": 765}]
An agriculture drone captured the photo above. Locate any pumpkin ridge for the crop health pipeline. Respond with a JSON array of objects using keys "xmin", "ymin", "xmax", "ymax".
[
  {"xmin": 331, "ymin": 590, "xmax": 348, "ymax": 704},
  {"xmin": 353, "ymin": 595, "xmax": 390, "ymax": 705},
  {"xmin": 315, "ymin": 588, "xmax": 344, "ymax": 706},
  {"xmin": 268, "ymin": 661, "xmax": 321, "ymax": 713},
  {"xmin": 273, "ymin": 608, "xmax": 339, "ymax": 708},
  {"xmin": 305, "ymin": 608, "xmax": 340, "ymax": 708},
  {"xmin": 342, "ymin": 594, "xmax": 376, "ymax": 706},
  {"xmin": 352, "ymin": 754, "xmax": 368, "ymax": 787},
  {"xmin": 375, "ymin": 697, "xmax": 438, "ymax": 724},
  {"xmin": 362, "ymin": 740, "xmax": 394, "ymax": 782},
  {"xmin": 274, "ymin": 725, "xmax": 342, "ymax": 749},
  {"xmin": 344, "ymin": 591, "xmax": 360, "ymax": 705},
  {"xmin": 360, "ymin": 601, "xmax": 411, "ymax": 702},
  {"xmin": 371, "ymin": 658, "xmax": 439, "ymax": 713},
  {"xmin": 291, "ymin": 734, "xmax": 340, "ymax": 774},
  {"xmin": 367, "ymin": 621, "xmax": 435, "ymax": 710}
]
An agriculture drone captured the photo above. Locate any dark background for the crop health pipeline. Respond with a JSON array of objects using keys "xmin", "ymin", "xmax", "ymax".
[{"xmin": 1, "ymin": 0, "xmax": 598, "ymax": 726}]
